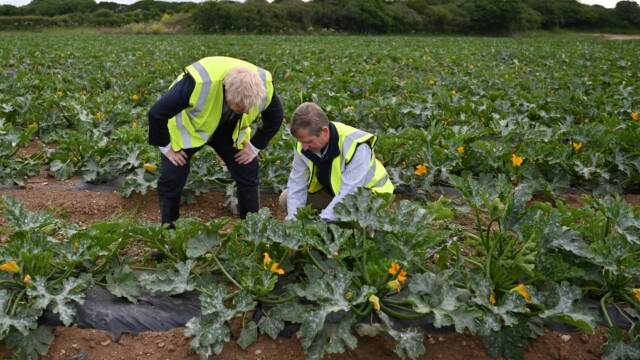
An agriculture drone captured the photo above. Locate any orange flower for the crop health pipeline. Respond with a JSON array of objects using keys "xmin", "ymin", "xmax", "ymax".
[
  {"xmin": 414, "ymin": 164, "xmax": 428, "ymax": 176},
  {"xmin": 511, "ymin": 154, "xmax": 524, "ymax": 168},
  {"xmin": 510, "ymin": 284, "xmax": 531, "ymax": 303},
  {"xmin": 397, "ymin": 270, "xmax": 408, "ymax": 284},
  {"xmin": 262, "ymin": 252, "xmax": 272, "ymax": 267},
  {"xmin": 631, "ymin": 112, "xmax": 639, "ymax": 121},
  {"xmin": 270, "ymin": 262, "xmax": 285, "ymax": 275},
  {"xmin": 571, "ymin": 141, "xmax": 583, "ymax": 152},
  {"xmin": 0, "ymin": 260, "xmax": 20, "ymax": 273},
  {"xmin": 388, "ymin": 262, "xmax": 401, "ymax": 276},
  {"xmin": 131, "ymin": 94, "xmax": 141, "ymax": 102},
  {"xmin": 456, "ymin": 146, "xmax": 465, "ymax": 154}
]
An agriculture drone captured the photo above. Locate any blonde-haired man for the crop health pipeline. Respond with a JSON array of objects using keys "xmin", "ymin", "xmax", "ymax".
[
  {"xmin": 280, "ymin": 102, "xmax": 393, "ymax": 221},
  {"xmin": 149, "ymin": 57, "xmax": 283, "ymax": 225}
]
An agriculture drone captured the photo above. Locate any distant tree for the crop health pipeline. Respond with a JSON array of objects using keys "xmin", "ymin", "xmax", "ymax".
[
  {"xmin": 465, "ymin": 0, "xmax": 533, "ymax": 34},
  {"xmin": 27, "ymin": 0, "xmax": 96, "ymax": 16},
  {"xmin": 615, "ymin": 0, "xmax": 640, "ymax": 25}
]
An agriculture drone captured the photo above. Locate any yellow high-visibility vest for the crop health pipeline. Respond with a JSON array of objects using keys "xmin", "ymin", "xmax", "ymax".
[
  {"xmin": 296, "ymin": 122, "xmax": 394, "ymax": 195},
  {"xmin": 167, "ymin": 57, "xmax": 274, "ymax": 150}
]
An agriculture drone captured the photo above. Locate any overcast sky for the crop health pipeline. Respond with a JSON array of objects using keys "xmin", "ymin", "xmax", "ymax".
[{"xmin": 0, "ymin": 0, "xmax": 637, "ymax": 8}]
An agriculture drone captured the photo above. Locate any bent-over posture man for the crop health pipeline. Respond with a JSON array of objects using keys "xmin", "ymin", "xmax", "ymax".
[
  {"xmin": 281, "ymin": 102, "xmax": 393, "ymax": 221},
  {"xmin": 149, "ymin": 56, "xmax": 284, "ymax": 225}
]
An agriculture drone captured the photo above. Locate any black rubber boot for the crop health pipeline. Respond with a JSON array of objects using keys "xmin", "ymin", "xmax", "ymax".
[
  {"xmin": 236, "ymin": 185, "xmax": 260, "ymax": 219},
  {"xmin": 160, "ymin": 197, "xmax": 180, "ymax": 229}
]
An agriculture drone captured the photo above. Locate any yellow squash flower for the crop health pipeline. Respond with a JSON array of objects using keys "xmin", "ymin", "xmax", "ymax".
[
  {"xmin": 95, "ymin": 112, "xmax": 106, "ymax": 121},
  {"xmin": 270, "ymin": 262, "xmax": 285, "ymax": 275},
  {"xmin": 414, "ymin": 164, "xmax": 428, "ymax": 176},
  {"xmin": 573, "ymin": 142, "xmax": 583, "ymax": 151},
  {"xmin": 511, "ymin": 154, "xmax": 524, "ymax": 168},
  {"xmin": 631, "ymin": 112, "xmax": 639, "ymax": 121},
  {"xmin": 510, "ymin": 284, "xmax": 531, "ymax": 303},
  {"xmin": 56, "ymin": 91, "xmax": 64, "ymax": 97},
  {"xmin": 388, "ymin": 262, "xmax": 401, "ymax": 276},
  {"xmin": 262, "ymin": 252, "xmax": 272, "ymax": 267},
  {"xmin": 450, "ymin": 90, "xmax": 457, "ymax": 96},
  {"xmin": 369, "ymin": 294, "xmax": 381, "ymax": 311},
  {"xmin": 489, "ymin": 294, "xmax": 496, "ymax": 305},
  {"xmin": 632, "ymin": 288, "xmax": 640, "ymax": 302},
  {"xmin": 456, "ymin": 146, "xmax": 465, "ymax": 154},
  {"xmin": 387, "ymin": 279, "xmax": 401, "ymax": 293},
  {"xmin": 143, "ymin": 163, "xmax": 157, "ymax": 172},
  {"xmin": 132, "ymin": 121, "xmax": 139, "ymax": 129},
  {"xmin": 0, "ymin": 260, "xmax": 20, "ymax": 273},
  {"xmin": 397, "ymin": 270, "xmax": 408, "ymax": 284},
  {"xmin": 132, "ymin": 94, "xmax": 141, "ymax": 102},
  {"xmin": 23, "ymin": 274, "xmax": 32, "ymax": 284}
]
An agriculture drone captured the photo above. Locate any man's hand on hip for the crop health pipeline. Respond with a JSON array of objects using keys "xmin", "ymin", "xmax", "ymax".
[
  {"xmin": 234, "ymin": 140, "xmax": 259, "ymax": 165},
  {"xmin": 162, "ymin": 148, "xmax": 188, "ymax": 166}
]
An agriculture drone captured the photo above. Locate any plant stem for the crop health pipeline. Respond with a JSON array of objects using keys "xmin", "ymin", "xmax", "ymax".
[
  {"xmin": 306, "ymin": 249, "xmax": 327, "ymax": 274},
  {"xmin": 613, "ymin": 302, "xmax": 635, "ymax": 334},
  {"xmin": 600, "ymin": 292, "xmax": 613, "ymax": 328},
  {"xmin": 9, "ymin": 289, "xmax": 26, "ymax": 316},
  {"xmin": 213, "ymin": 254, "xmax": 243, "ymax": 291}
]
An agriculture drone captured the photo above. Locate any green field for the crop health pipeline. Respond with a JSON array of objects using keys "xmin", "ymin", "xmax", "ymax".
[
  {"xmin": 1, "ymin": 33, "xmax": 640, "ymax": 360},
  {"xmin": 1, "ymin": 33, "xmax": 638, "ymax": 195}
]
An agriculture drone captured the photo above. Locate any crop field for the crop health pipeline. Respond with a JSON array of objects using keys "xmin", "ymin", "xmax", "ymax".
[{"xmin": 1, "ymin": 33, "xmax": 640, "ymax": 360}]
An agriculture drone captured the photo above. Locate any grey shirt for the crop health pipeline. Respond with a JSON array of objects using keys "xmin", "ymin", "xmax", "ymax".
[{"xmin": 286, "ymin": 143, "xmax": 372, "ymax": 221}]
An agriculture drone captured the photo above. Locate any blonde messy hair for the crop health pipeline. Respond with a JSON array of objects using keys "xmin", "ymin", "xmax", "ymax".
[{"xmin": 223, "ymin": 67, "xmax": 265, "ymax": 112}]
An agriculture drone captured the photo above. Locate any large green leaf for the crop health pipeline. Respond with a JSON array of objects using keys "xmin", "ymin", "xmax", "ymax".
[
  {"xmin": 105, "ymin": 265, "xmax": 142, "ymax": 303},
  {"xmin": 139, "ymin": 260, "xmax": 194, "ymax": 295},
  {"xmin": 4, "ymin": 325, "xmax": 54, "ymax": 360},
  {"xmin": 377, "ymin": 312, "xmax": 425, "ymax": 360},
  {"xmin": 0, "ymin": 290, "xmax": 39, "ymax": 338},
  {"xmin": 538, "ymin": 282, "xmax": 595, "ymax": 333},
  {"xmin": 27, "ymin": 277, "xmax": 86, "ymax": 326},
  {"xmin": 603, "ymin": 328, "xmax": 640, "ymax": 360}
]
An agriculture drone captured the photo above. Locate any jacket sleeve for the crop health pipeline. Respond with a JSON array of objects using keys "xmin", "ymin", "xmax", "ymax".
[
  {"xmin": 286, "ymin": 151, "xmax": 309, "ymax": 220},
  {"xmin": 319, "ymin": 144, "xmax": 372, "ymax": 221},
  {"xmin": 147, "ymin": 73, "xmax": 195, "ymax": 147},
  {"xmin": 250, "ymin": 93, "xmax": 284, "ymax": 150}
]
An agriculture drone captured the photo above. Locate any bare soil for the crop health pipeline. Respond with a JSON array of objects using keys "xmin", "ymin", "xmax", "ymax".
[
  {"xmin": 593, "ymin": 33, "xmax": 640, "ymax": 41},
  {"xmin": 0, "ymin": 179, "xmax": 632, "ymax": 359}
]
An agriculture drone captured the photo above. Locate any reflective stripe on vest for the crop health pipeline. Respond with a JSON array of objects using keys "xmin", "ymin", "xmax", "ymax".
[{"xmin": 167, "ymin": 57, "xmax": 274, "ymax": 151}]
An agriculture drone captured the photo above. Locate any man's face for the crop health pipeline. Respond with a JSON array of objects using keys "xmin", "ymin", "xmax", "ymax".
[
  {"xmin": 295, "ymin": 127, "xmax": 330, "ymax": 152},
  {"xmin": 226, "ymin": 97, "xmax": 249, "ymax": 114}
]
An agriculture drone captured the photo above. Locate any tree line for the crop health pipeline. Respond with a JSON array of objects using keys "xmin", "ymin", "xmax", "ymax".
[{"xmin": 1, "ymin": 0, "xmax": 639, "ymax": 34}]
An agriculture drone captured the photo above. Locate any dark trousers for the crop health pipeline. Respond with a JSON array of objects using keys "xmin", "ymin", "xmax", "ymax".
[{"xmin": 157, "ymin": 123, "xmax": 260, "ymax": 223}]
